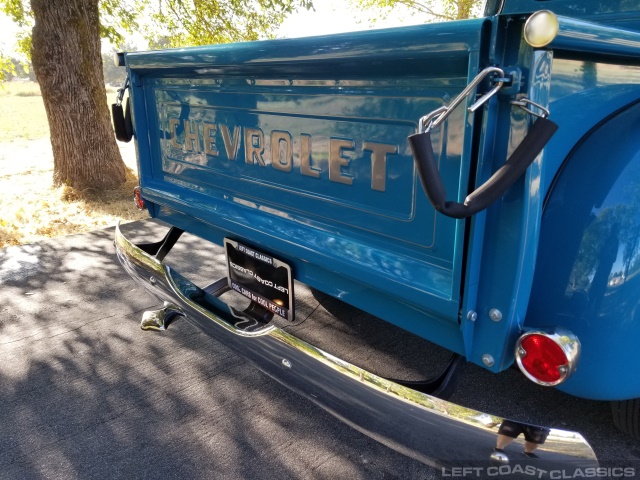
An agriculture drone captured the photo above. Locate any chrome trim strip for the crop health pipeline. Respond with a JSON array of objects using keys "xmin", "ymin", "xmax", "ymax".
[{"xmin": 115, "ymin": 224, "xmax": 598, "ymax": 470}]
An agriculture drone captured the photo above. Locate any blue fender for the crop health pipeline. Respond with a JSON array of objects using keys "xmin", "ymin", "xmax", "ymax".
[{"xmin": 528, "ymin": 98, "xmax": 640, "ymax": 400}]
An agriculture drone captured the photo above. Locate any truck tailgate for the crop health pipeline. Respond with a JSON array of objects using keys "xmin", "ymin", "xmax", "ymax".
[{"xmin": 126, "ymin": 20, "xmax": 488, "ymax": 343}]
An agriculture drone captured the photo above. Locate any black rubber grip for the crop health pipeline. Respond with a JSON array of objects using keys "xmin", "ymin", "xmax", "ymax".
[
  {"xmin": 409, "ymin": 117, "xmax": 558, "ymax": 219},
  {"xmin": 112, "ymin": 97, "xmax": 133, "ymax": 143}
]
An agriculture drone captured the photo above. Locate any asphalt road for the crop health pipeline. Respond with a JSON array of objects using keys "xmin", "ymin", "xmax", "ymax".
[{"xmin": 1, "ymin": 219, "xmax": 639, "ymax": 480}]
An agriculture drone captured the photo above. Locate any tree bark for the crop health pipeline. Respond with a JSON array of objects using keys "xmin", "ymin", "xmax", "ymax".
[{"xmin": 31, "ymin": 0, "xmax": 126, "ymax": 190}]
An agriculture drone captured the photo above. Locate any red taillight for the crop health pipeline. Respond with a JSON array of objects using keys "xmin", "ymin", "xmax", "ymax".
[
  {"xmin": 133, "ymin": 186, "xmax": 145, "ymax": 210},
  {"xmin": 520, "ymin": 335, "xmax": 567, "ymax": 383},
  {"xmin": 515, "ymin": 329, "xmax": 580, "ymax": 386}
]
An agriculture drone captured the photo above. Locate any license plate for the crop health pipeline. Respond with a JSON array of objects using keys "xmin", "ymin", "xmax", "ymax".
[{"xmin": 224, "ymin": 239, "xmax": 294, "ymax": 321}]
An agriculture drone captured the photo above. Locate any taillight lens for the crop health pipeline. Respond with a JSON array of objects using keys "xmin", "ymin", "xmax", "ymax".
[
  {"xmin": 515, "ymin": 329, "xmax": 580, "ymax": 386},
  {"xmin": 133, "ymin": 186, "xmax": 145, "ymax": 210}
]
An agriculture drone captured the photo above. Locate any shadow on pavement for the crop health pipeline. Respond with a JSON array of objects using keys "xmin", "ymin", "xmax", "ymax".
[{"xmin": 0, "ymin": 220, "xmax": 432, "ymax": 479}]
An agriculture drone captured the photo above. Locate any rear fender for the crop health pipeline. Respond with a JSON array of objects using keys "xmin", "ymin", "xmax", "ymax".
[{"xmin": 528, "ymin": 98, "xmax": 640, "ymax": 400}]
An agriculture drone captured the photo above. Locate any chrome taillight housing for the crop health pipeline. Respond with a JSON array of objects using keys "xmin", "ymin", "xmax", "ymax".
[{"xmin": 515, "ymin": 328, "xmax": 580, "ymax": 386}]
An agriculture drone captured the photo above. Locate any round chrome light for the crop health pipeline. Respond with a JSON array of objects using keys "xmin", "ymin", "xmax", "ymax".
[
  {"xmin": 515, "ymin": 328, "xmax": 580, "ymax": 386},
  {"xmin": 524, "ymin": 10, "xmax": 560, "ymax": 48}
]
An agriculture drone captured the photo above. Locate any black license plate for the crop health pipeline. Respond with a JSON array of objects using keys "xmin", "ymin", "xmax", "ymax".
[{"xmin": 224, "ymin": 239, "xmax": 294, "ymax": 321}]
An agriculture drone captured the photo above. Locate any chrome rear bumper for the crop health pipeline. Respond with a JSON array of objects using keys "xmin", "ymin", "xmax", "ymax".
[{"xmin": 115, "ymin": 224, "xmax": 597, "ymax": 473}]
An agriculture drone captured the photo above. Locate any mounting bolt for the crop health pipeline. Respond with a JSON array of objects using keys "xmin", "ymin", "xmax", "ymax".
[
  {"xmin": 467, "ymin": 310, "xmax": 478, "ymax": 322},
  {"xmin": 281, "ymin": 359, "xmax": 292, "ymax": 369},
  {"xmin": 489, "ymin": 308, "xmax": 503, "ymax": 322},
  {"xmin": 482, "ymin": 354, "xmax": 495, "ymax": 367}
]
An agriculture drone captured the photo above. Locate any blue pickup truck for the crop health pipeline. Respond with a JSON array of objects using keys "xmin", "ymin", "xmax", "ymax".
[{"xmin": 114, "ymin": 0, "xmax": 640, "ymax": 472}]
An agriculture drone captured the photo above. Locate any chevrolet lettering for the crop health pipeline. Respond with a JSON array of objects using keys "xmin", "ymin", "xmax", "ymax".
[{"xmin": 168, "ymin": 116, "xmax": 398, "ymax": 191}]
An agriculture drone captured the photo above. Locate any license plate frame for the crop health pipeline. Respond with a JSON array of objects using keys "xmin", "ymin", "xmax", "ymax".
[{"xmin": 224, "ymin": 239, "xmax": 294, "ymax": 322}]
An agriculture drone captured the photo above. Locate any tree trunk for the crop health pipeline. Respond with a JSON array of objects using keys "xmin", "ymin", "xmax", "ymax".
[{"xmin": 31, "ymin": 0, "xmax": 126, "ymax": 190}]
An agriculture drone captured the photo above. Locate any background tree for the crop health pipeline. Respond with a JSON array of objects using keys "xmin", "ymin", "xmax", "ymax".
[
  {"xmin": 1, "ymin": 0, "xmax": 312, "ymax": 190},
  {"xmin": 103, "ymin": 41, "xmax": 138, "ymax": 85},
  {"xmin": 0, "ymin": 56, "xmax": 35, "ymax": 81},
  {"xmin": 149, "ymin": 0, "xmax": 312, "ymax": 47},
  {"xmin": 13, "ymin": 57, "xmax": 35, "ymax": 80},
  {"xmin": 354, "ymin": 0, "xmax": 483, "ymax": 22},
  {"xmin": 0, "ymin": 55, "xmax": 15, "ymax": 81}
]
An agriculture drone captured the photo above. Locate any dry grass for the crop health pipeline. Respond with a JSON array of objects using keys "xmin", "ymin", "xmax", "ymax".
[
  {"xmin": 0, "ymin": 82, "xmax": 148, "ymax": 249},
  {"xmin": 0, "ymin": 81, "xmax": 43, "ymax": 96},
  {"xmin": 0, "ymin": 85, "xmax": 49, "ymax": 142}
]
